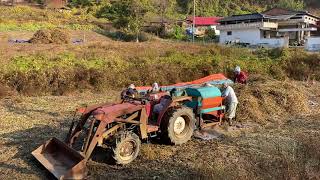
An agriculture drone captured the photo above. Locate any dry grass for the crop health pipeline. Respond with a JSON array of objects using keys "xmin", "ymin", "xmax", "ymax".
[
  {"xmin": 0, "ymin": 82, "xmax": 319, "ymax": 179},
  {"xmin": 236, "ymin": 80, "xmax": 311, "ymax": 124},
  {"xmin": 0, "ymin": 91, "xmax": 118, "ymax": 179}
]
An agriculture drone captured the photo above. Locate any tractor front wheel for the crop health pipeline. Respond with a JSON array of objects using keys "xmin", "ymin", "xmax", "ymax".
[
  {"xmin": 112, "ymin": 131, "xmax": 141, "ymax": 165},
  {"xmin": 161, "ymin": 107, "xmax": 196, "ymax": 145}
]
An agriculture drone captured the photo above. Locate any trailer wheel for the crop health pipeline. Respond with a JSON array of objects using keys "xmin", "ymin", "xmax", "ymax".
[
  {"xmin": 161, "ymin": 106, "xmax": 196, "ymax": 145},
  {"xmin": 112, "ymin": 131, "xmax": 141, "ymax": 165}
]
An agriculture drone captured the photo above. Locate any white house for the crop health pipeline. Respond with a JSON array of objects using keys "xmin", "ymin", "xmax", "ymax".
[{"xmin": 217, "ymin": 8, "xmax": 320, "ymax": 48}]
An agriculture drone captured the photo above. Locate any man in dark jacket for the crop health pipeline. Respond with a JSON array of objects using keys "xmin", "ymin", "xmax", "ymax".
[{"xmin": 121, "ymin": 84, "xmax": 138, "ymax": 99}]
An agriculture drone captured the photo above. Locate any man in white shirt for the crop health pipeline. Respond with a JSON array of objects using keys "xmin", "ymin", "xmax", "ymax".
[{"xmin": 221, "ymin": 83, "xmax": 238, "ymax": 126}]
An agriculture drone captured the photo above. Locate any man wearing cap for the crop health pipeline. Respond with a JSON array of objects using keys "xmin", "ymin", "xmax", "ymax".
[
  {"xmin": 222, "ymin": 82, "xmax": 238, "ymax": 126},
  {"xmin": 151, "ymin": 82, "xmax": 160, "ymax": 93},
  {"xmin": 121, "ymin": 84, "xmax": 138, "ymax": 99},
  {"xmin": 234, "ymin": 66, "xmax": 248, "ymax": 84}
]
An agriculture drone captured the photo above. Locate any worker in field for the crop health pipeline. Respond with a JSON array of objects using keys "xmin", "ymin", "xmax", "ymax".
[
  {"xmin": 121, "ymin": 84, "xmax": 138, "ymax": 99},
  {"xmin": 202, "ymin": 82, "xmax": 213, "ymax": 87},
  {"xmin": 146, "ymin": 82, "xmax": 161, "ymax": 100},
  {"xmin": 152, "ymin": 82, "xmax": 160, "ymax": 92},
  {"xmin": 234, "ymin": 66, "xmax": 248, "ymax": 84},
  {"xmin": 222, "ymin": 82, "xmax": 238, "ymax": 126}
]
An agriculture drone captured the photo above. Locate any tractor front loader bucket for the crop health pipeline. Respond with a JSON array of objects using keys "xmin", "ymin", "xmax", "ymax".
[{"xmin": 32, "ymin": 137, "xmax": 87, "ymax": 180}]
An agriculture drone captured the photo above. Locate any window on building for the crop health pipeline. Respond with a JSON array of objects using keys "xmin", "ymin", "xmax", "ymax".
[{"xmin": 227, "ymin": 31, "xmax": 232, "ymax": 35}]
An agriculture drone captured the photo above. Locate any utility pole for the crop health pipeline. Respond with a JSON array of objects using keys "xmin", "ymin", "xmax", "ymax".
[{"xmin": 192, "ymin": 0, "xmax": 196, "ymax": 43}]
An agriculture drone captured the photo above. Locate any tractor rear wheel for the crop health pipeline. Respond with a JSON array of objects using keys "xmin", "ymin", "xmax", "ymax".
[
  {"xmin": 112, "ymin": 131, "xmax": 141, "ymax": 165},
  {"xmin": 161, "ymin": 106, "xmax": 196, "ymax": 145}
]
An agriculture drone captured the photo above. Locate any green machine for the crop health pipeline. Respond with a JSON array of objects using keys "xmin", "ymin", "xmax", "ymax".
[{"xmin": 184, "ymin": 86, "xmax": 225, "ymax": 121}]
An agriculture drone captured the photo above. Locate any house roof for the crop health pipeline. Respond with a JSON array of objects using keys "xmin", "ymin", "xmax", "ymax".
[
  {"xmin": 219, "ymin": 13, "xmax": 263, "ymax": 22},
  {"xmin": 262, "ymin": 7, "xmax": 319, "ymax": 19},
  {"xmin": 219, "ymin": 8, "xmax": 320, "ymax": 23},
  {"xmin": 187, "ymin": 17, "xmax": 222, "ymax": 25},
  {"xmin": 264, "ymin": 14, "xmax": 297, "ymax": 20}
]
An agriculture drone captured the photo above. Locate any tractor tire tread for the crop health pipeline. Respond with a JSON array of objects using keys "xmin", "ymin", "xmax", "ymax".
[
  {"xmin": 112, "ymin": 131, "xmax": 141, "ymax": 165},
  {"xmin": 161, "ymin": 106, "xmax": 195, "ymax": 145}
]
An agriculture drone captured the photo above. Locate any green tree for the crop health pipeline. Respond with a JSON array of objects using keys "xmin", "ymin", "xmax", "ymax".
[
  {"xmin": 70, "ymin": 0, "xmax": 94, "ymax": 7},
  {"xmin": 97, "ymin": 0, "xmax": 149, "ymax": 42},
  {"xmin": 176, "ymin": 0, "xmax": 192, "ymax": 14},
  {"xmin": 205, "ymin": 28, "xmax": 216, "ymax": 39},
  {"xmin": 276, "ymin": 0, "xmax": 305, "ymax": 10},
  {"xmin": 151, "ymin": 0, "xmax": 177, "ymax": 20},
  {"xmin": 171, "ymin": 25, "xmax": 186, "ymax": 40}
]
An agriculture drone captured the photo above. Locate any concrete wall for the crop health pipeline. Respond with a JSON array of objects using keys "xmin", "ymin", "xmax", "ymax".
[
  {"xmin": 260, "ymin": 38, "xmax": 289, "ymax": 48},
  {"xmin": 219, "ymin": 28, "xmax": 261, "ymax": 44},
  {"xmin": 220, "ymin": 28, "xmax": 289, "ymax": 47},
  {"xmin": 305, "ymin": 37, "xmax": 320, "ymax": 51}
]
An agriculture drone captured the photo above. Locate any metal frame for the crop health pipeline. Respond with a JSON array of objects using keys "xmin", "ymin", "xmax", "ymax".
[{"xmin": 32, "ymin": 93, "xmax": 225, "ymax": 179}]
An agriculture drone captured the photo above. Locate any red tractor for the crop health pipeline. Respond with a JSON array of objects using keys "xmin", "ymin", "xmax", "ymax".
[{"xmin": 32, "ymin": 86, "xmax": 225, "ymax": 179}]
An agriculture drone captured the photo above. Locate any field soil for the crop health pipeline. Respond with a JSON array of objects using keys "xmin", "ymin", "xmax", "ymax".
[
  {"xmin": 1, "ymin": 6, "xmax": 320, "ymax": 179},
  {"xmin": 0, "ymin": 81, "xmax": 319, "ymax": 179}
]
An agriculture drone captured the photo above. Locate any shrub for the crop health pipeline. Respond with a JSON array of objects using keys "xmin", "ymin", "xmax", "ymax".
[
  {"xmin": 205, "ymin": 28, "xmax": 216, "ymax": 40},
  {"xmin": 169, "ymin": 25, "xmax": 187, "ymax": 40},
  {"xmin": 284, "ymin": 51, "xmax": 320, "ymax": 81}
]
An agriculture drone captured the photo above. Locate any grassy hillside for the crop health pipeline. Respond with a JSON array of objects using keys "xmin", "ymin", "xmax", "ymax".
[
  {"xmin": 0, "ymin": 5, "xmax": 319, "ymax": 97},
  {"xmin": 0, "ymin": 1, "xmax": 318, "ymax": 35},
  {"xmin": 0, "ymin": 6, "xmax": 105, "ymax": 31},
  {"xmin": 0, "ymin": 38, "xmax": 319, "ymax": 96}
]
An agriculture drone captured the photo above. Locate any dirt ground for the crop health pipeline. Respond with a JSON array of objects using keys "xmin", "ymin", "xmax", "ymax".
[{"xmin": 0, "ymin": 83, "xmax": 319, "ymax": 180}]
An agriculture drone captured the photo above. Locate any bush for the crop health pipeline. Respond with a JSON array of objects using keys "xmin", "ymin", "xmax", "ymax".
[
  {"xmin": 205, "ymin": 28, "xmax": 216, "ymax": 40},
  {"xmin": 169, "ymin": 25, "xmax": 187, "ymax": 40},
  {"xmin": 69, "ymin": 0, "xmax": 94, "ymax": 7},
  {"xmin": 284, "ymin": 51, "xmax": 320, "ymax": 81},
  {"xmin": 99, "ymin": 30, "xmax": 151, "ymax": 42},
  {"xmin": 2, "ymin": 52, "xmax": 107, "ymax": 95}
]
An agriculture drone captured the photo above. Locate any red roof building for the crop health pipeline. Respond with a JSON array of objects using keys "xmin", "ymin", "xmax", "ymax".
[{"xmin": 187, "ymin": 17, "xmax": 223, "ymax": 26}]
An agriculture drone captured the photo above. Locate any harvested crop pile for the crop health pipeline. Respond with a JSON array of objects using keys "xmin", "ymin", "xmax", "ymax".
[
  {"xmin": 30, "ymin": 29, "xmax": 70, "ymax": 44},
  {"xmin": 236, "ymin": 79, "xmax": 310, "ymax": 124}
]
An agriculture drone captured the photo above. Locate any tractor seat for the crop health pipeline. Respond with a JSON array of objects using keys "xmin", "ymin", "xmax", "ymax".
[{"xmin": 147, "ymin": 95, "xmax": 172, "ymax": 129}]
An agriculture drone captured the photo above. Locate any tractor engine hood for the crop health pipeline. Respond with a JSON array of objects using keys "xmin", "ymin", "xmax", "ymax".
[{"xmin": 91, "ymin": 102, "xmax": 144, "ymax": 122}]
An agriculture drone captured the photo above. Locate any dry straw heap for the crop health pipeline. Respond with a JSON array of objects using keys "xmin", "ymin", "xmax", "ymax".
[
  {"xmin": 236, "ymin": 77, "xmax": 310, "ymax": 124},
  {"xmin": 30, "ymin": 29, "xmax": 70, "ymax": 44}
]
